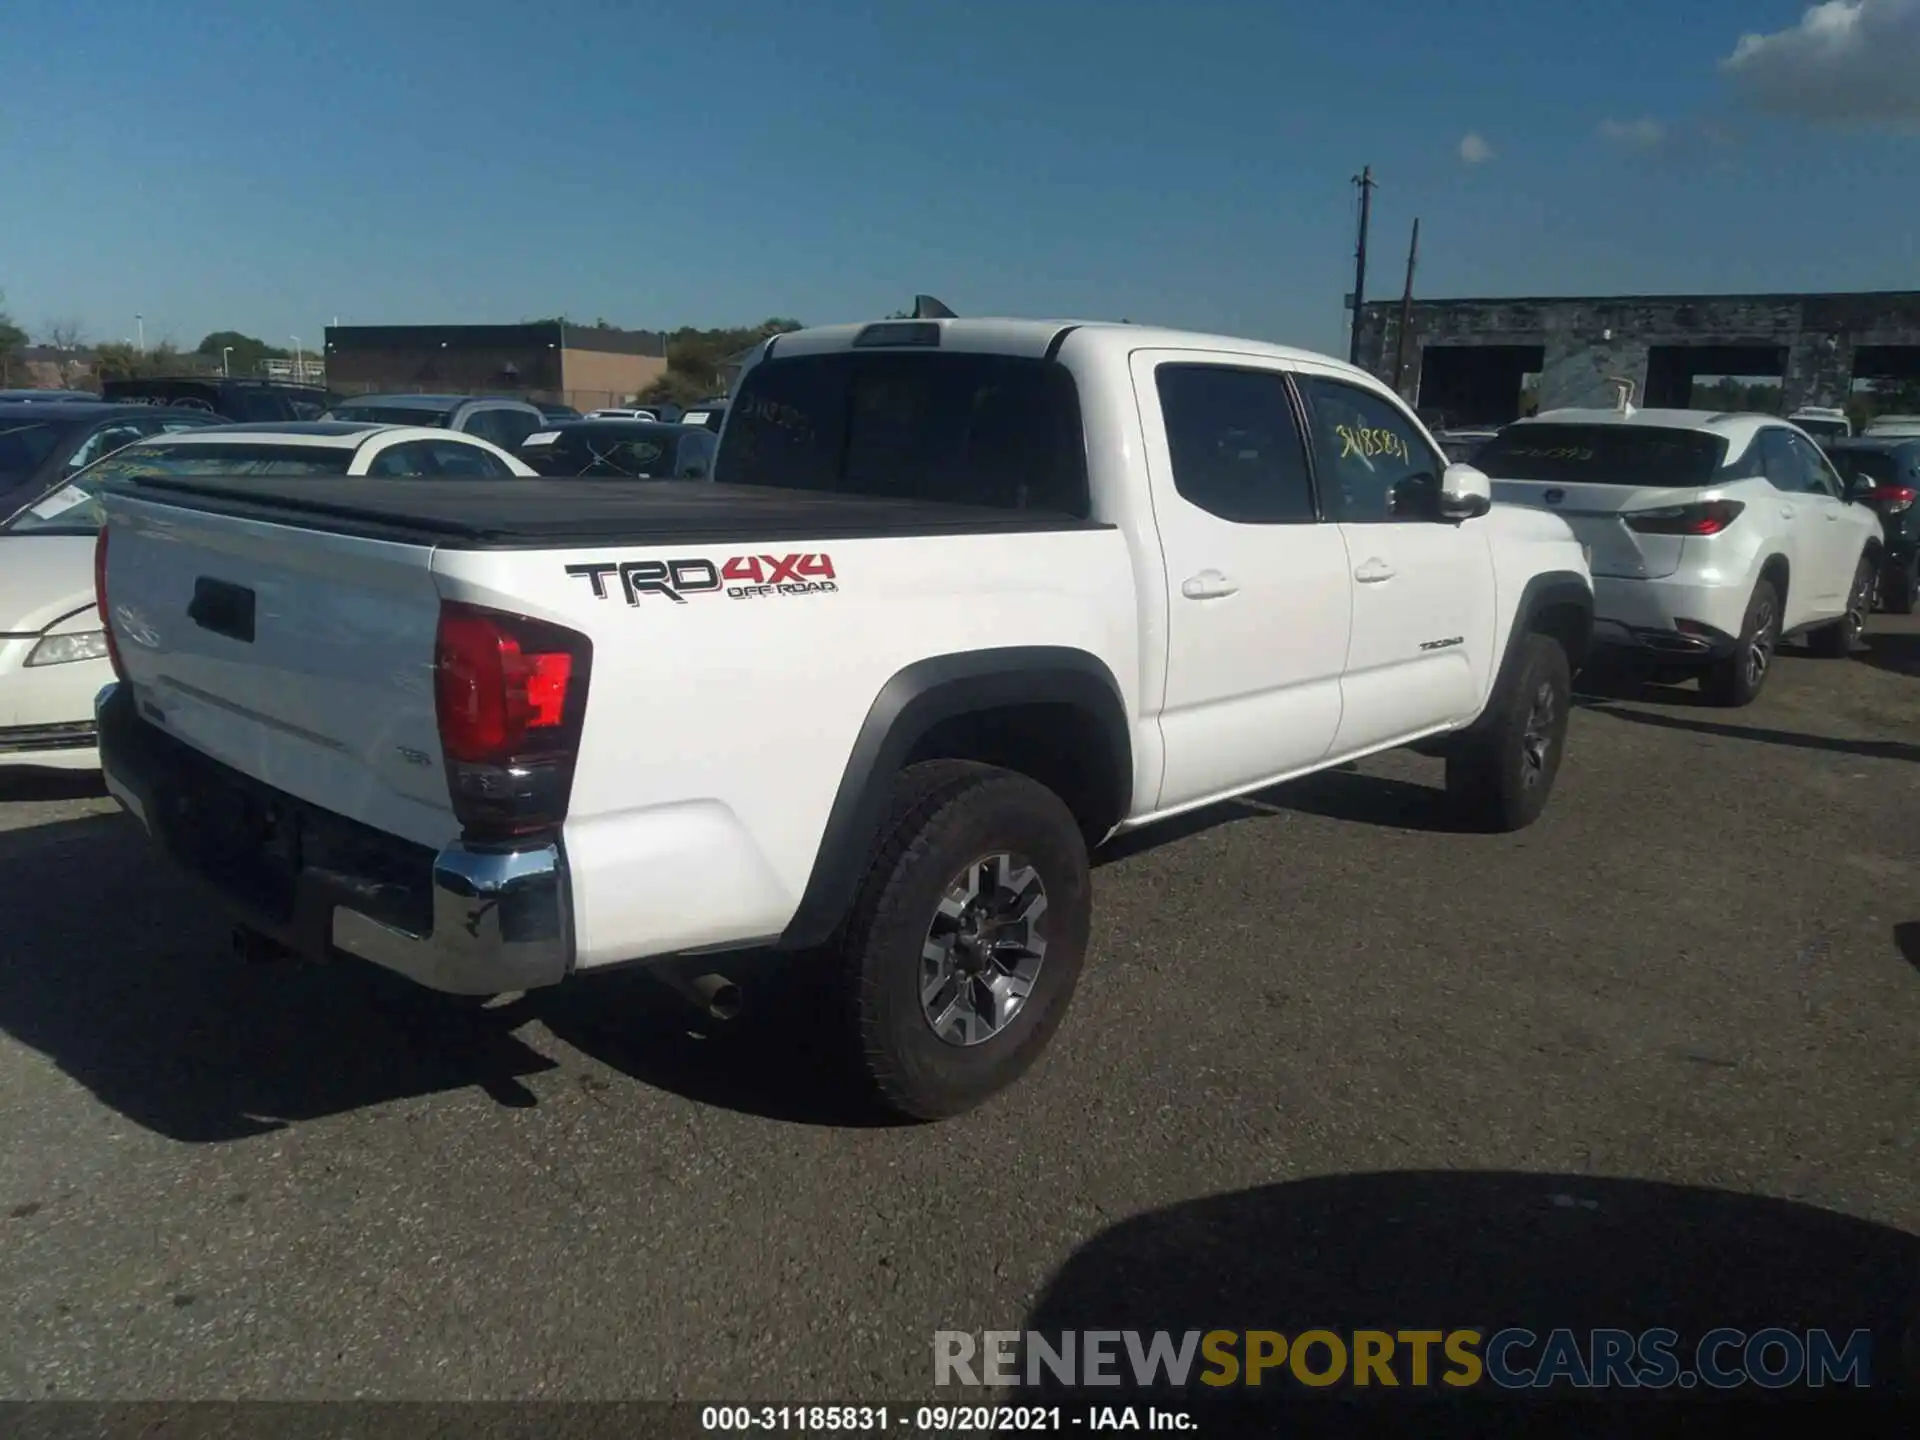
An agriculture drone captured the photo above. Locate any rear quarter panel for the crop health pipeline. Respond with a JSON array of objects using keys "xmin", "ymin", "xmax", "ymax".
[{"xmin": 431, "ymin": 527, "xmax": 1141, "ymax": 968}]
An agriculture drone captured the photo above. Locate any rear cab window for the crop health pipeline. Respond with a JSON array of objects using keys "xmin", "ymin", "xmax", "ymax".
[
  {"xmin": 1474, "ymin": 425, "xmax": 1730, "ymax": 485},
  {"xmin": 714, "ymin": 350, "xmax": 1090, "ymax": 517}
]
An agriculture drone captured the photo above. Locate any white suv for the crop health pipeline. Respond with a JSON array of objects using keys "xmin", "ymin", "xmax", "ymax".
[{"xmin": 1474, "ymin": 408, "xmax": 1885, "ymax": 706}]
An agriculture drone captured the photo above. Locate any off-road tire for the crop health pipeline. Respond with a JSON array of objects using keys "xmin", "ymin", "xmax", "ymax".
[
  {"xmin": 836, "ymin": 760, "xmax": 1092, "ymax": 1122},
  {"xmin": 1445, "ymin": 631, "xmax": 1571, "ymax": 833},
  {"xmin": 1807, "ymin": 554, "xmax": 1875, "ymax": 659},
  {"xmin": 1702, "ymin": 578, "xmax": 1781, "ymax": 707}
]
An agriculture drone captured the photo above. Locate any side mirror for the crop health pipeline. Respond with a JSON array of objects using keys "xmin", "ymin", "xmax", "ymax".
[{"xmin": 1438, "ymin": 462, "xmax": 1493, "ymax": 521}]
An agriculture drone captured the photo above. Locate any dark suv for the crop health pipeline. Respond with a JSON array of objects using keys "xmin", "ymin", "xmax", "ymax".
[
  {"xmin": 1826, "ymin": 437, "xmax": 1920, "ymax": 613},
  {"xmin": 99, "ymin": 376, "xmax": 334, "ymax": 422}
]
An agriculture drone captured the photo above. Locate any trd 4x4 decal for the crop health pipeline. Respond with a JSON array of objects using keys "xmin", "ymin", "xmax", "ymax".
[{"xmin": 566, "ymin": 552, "xmax": 838, "ymax": 606}]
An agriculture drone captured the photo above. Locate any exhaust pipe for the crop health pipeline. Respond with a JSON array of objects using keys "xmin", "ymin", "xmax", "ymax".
[{"xmin": 661, "ymin": 969, "xmax": 742, "ymax": 1021}]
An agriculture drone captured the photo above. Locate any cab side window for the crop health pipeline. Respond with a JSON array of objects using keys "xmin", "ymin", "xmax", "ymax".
[
  {"xmin": 1153, "ymin": 364, "xmax": 1317, "ymax": 523},
  {"xmin": 1295, "ymin": 376, "xmax": 1444, "ymax": 523},
  {"xmin": 1783, "ymin": 431, "xmax": 1841, "ymax": 497}
]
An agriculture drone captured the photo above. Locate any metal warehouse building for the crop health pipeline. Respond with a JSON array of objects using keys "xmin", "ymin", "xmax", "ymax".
[
  {"xmin": 323, "ymin": 322, "xmax": 669, "ymax": 411},
  {"xmin": 1353, "ymin": 290, "xmax": 1920, "ymax": 427}
]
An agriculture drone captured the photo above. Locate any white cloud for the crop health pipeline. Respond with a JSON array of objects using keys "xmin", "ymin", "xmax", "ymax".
[
  {"xmin": 1598, "ymin": 116, "xmax": 1669, "ymax": 148},
  {"xmin": 1457, "ymin": 132, "xmax": 1494, "ymax": 164},
  {"xmin": 1720, "ymin": 0, "xmax": 1920, "ymax": 125}
]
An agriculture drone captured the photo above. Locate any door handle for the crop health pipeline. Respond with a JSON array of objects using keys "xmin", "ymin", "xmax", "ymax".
[
  {"xmin": 1180, "ymin": 570, "xmax": 1238, "ymax": 600},
  {"xmin": 1354, "ymin": 558, "xmax": 1396, "ymax": 584}
]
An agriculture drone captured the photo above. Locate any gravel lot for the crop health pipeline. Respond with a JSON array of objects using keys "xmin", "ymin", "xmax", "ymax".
[{"xmin": 2, "ymin": 620, "xmax": 1916, "ymax": 1405}]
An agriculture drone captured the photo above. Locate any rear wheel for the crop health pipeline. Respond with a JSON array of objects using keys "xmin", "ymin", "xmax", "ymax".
[
  {"xmin": 1808, "ymin": 554, "xmax": 1875, "ymax": 658},
  {"xmin": 1702, "ymin": 579, "xmax": 1780, "ymax": 707},
  {"xmin": 1446, "ymin": 632, "xmax": 1571, "ymax": 833},
  {"xmin": 836, "ymin": 760, "xmax": 1092, "ymax": 1121},
  {"xmin": 1883, "ymin": 556, "xmax": 1917, "ymax": 616}
]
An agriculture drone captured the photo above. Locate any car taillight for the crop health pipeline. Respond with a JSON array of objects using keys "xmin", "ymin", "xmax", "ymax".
[
  {"xmin": 1623, "ymin": 499, "xmax": 1746, "ymax": 536},
  {"xmin": 434, "ymin": 601, "xmax": 593, "ymax": 842},
  {"xmin": 93, "ymin": 528, "xmax": 127, "ymax": 682},
  {"xmin": 1865, "ymin": 484, "xmax": 1916, "ymax": 514}
]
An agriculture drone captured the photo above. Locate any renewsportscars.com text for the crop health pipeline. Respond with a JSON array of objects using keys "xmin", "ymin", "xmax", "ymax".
[{"xmin": 934, "ymin": 1327, "xmax": 1876, "ymax": 1390}]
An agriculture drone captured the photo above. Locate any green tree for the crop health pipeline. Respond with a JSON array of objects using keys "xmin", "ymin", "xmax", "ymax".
[
  {"xmin": 95, "ymin": 340, "xmax": 194, "ymax": 382},
  {"xmin": 195, "ymin": 330, "xmax": 288, "ymax": 375},
  {"xmin": 640, "ymin": 318, "xmax": 803, "ymax": 404},
  {"xmin": 0, "ymin": 292, "xmax": 28, "ymax": 386}
]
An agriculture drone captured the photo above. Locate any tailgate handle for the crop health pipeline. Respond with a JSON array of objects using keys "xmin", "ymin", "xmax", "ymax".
[{"xmin": 187, "ymin": 577, "xmax": 256, "ymax": 643}]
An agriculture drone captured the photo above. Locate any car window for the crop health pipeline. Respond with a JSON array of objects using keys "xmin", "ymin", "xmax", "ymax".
[
  {"xmin": 65, "ymin": 424, "xmax": 150, "ymax": 472},
  {"xmin": 459, "ymin": 408, "xmax": 502, "ymax": 445},
  {"xmin": 1757, "ymin": 430, "xmax": 1806, "ymax": 492},
  {"xmin": 433, "ymin": 440, "xmax": 512, "ymax": 477},
  {"xmin": 5, "ymin": 442, "xmax": 353, "ymax": 534},
  {"xmin": 489, "ymin": 408, "xmax": 541, "ymax": 449},
  {"xmin": 1152, "ymin": 364, "xmax": 1315, "ymax": 524},
  {"xmin": 1783, "ymin": 431, "xmax": 1841, "ymax": 498},
  {"xmin": 1296, "ymin": 375, "xmax": 1443, "ymax": 523},
  {"xmin": 715, "ymin": 351, "xmax": 1090, "ymax": 516},
  {"xmin": 331, "ymin": 403, "xmax": 455, "ymax": 428},
  {"xmin": 675, "ymin": 430, "xmax": 716, "ymax": 479}
]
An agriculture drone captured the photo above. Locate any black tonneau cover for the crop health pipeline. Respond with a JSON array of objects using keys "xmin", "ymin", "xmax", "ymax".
[{"xmin": 98, "ymin": 476, "xmax": 1111, "ymax": 549}]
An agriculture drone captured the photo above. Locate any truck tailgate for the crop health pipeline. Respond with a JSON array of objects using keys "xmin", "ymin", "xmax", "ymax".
[{"xmin": 101, "ymin": 496, "xmax": 455, "ymax": 849}]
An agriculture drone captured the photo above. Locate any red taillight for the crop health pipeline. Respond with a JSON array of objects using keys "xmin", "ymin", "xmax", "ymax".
[
  {"xmin": 1623, "ymin": 499, "xmax": 1746, "ymax": 536},
  {"xmin": 93, "ymin": 528, "xmax": 127, "ymax": 682},
  {"xmin": 433, "ymin": 601, "xmax": 592, "ymax": 840},
  {"xmin": 1865, "ymin": 484, "xmax": 1916, "ymax": 514}
]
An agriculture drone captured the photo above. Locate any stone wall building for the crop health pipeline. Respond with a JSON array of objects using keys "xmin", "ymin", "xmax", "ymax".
[{"xmin": 1353, "ymin": 291, "xmax": 1920, "ymax": 426}]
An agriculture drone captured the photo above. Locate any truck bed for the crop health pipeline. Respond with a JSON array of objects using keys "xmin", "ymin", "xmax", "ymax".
[{"xmin": 99, "ymin": 475, "xmax": 1112, "ymax": 548}]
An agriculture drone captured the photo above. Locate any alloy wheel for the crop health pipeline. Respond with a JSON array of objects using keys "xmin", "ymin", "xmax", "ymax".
[
  {"xmin": 1520, "ymin": 680, "xmax": 1557, "ymax": 789},
  {"xmin": 1747, "ymin": 599, "xmax": 1778, "ymax": 689},
  {"xmin": 919, "ymin": 853, "xmax": 1049, "ymax": 1047}
]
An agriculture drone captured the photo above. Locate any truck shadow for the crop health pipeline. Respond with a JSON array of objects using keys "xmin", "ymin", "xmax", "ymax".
[
  {"xmin": 1896, "ymin": 922, "xmax": 1920, "ymax": 975},
  {"xmin": 1021, "ymin": 1170, "xmax": 1918, "ymax": 1429},
  {"xmin": 1097, "ymin": 768, "xmax": 1472, "ymax": 857},
  {"xmin": 1862, "ymin": 629, "xmax": 1920, "ymax": 679},
  {"xmin": 0, "ymin": 814, "xmax": 904, "ymax": 1138}
]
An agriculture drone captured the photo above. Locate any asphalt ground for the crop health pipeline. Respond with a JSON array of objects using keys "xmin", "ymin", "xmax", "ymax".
[{"xmin": 1, "ymin": 618, "xmax": 1916, "ymax": 1416}]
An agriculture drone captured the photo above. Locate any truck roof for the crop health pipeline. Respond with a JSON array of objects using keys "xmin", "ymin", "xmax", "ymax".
[{"xmin": 766, "ymin": 317, "xmax": 1383, "ymax": 385}]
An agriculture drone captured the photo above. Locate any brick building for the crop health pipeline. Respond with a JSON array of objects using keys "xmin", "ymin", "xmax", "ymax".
[
  {"xmin": 1353, "ymin": 290, "xmax": 1920, "ymax": 426},
  {"xmin": 323, "ymin": 323, "xmax": 669, "ymax": 410}
]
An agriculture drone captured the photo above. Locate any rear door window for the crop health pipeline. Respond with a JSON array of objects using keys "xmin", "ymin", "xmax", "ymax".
[
  {"xmin": 1474, "ymin": 425, "xmax": 1730, "ymax": 485},
  {"xmin": 715, "ymin": 351, "xmax": 1090, "ymax": 516}
]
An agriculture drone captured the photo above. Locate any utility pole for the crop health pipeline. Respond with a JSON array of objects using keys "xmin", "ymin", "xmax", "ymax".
[
  {"xmin": 1348, "ymin": 165, "xmax": 1375, "ymax": 366},
  {"xmin": 1391, "ymin": 217, "xmax": 1420, "ymax": 394}
]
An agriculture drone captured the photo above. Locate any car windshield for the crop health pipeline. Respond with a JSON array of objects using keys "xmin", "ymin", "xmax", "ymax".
[
  {"xmin": 331, "ymin": 403, "xmax": 455, "ymax": 427},
  {"xmin": 0, "ymin": 418, "xmax": 81, "ymax": 481},
  {"xmin": 714, "ymin": 350, "xmax": 1090, "ymax": 515},
  {"xmin": 1474, "ymin": 423, "xmax": 1730, "ymax": 485},
  {"xmin": 3, "ymin": 442, "xmax": 353, "ymax": 535}
]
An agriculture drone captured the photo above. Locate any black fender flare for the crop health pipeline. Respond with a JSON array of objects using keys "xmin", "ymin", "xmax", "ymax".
[
  {"xmin": 776, "ymin": 646, "xmax": 1133, "ymax": 950},
  {"xmin": 1469, "ymin": 569, "xmax": 1593, "ymax": 733}
]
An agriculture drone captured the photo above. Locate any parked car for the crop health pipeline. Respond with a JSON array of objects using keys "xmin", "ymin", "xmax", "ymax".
[
  {"xmin": 680, "ymin": 398, "xmax": 727, "ymax": 432},
  {"xmin": 516, "ymin": 419, "xmax": 717, "ymax": 479},
  {"xmin": 0, "ymin": 401, "xmax": 221, "ymax": 517},
  {"xmin": 1474, "ymin": 407, "xmax": 1885, "ymax": 706},
  {"xmin": 100, "ymin": 376, "xmax": 334, "ymax": 422},
  {"xmin": 92, "ymin": 315, "xmax": 1591, "ymax": 1120},
  {"xmin": 536, "ymin": 402, "xmax": 583, "ymax": 423},
  {"xmin": 0, "ymin": 422, "xmax": 534, "ymax": 773},
  {"xmin": 582, "ymin": 406, "xmax": 671, "ymax": 422},
  {"xmin": 1863, "ymin": 414, "xmax": 1920, "ymax": 438},
  {"xmin": 1788, "ymin": 406, "xmax": 1852, "ymax": 443},
  {"xmin": 1826, "ymin": 436, "xmax": 1920, "ymax": 613},
  {"xmin": 1436, "ymin": 428, "xmax": 1499, "ymax": 464},
  {"xmin": 324, "ymin": 393, "xmax": 548, "ymax": 451}
]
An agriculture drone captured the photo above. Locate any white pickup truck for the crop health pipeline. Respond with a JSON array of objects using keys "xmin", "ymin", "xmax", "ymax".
[{"xmin": 92, "ymin": 318, "xmax": 1593, "ymax": 1120}]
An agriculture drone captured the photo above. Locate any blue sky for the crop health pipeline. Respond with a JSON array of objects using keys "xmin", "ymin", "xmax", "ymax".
[{"xmin": 3, "ymin": 0, "xmax": 1916, "ymax": 355}]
